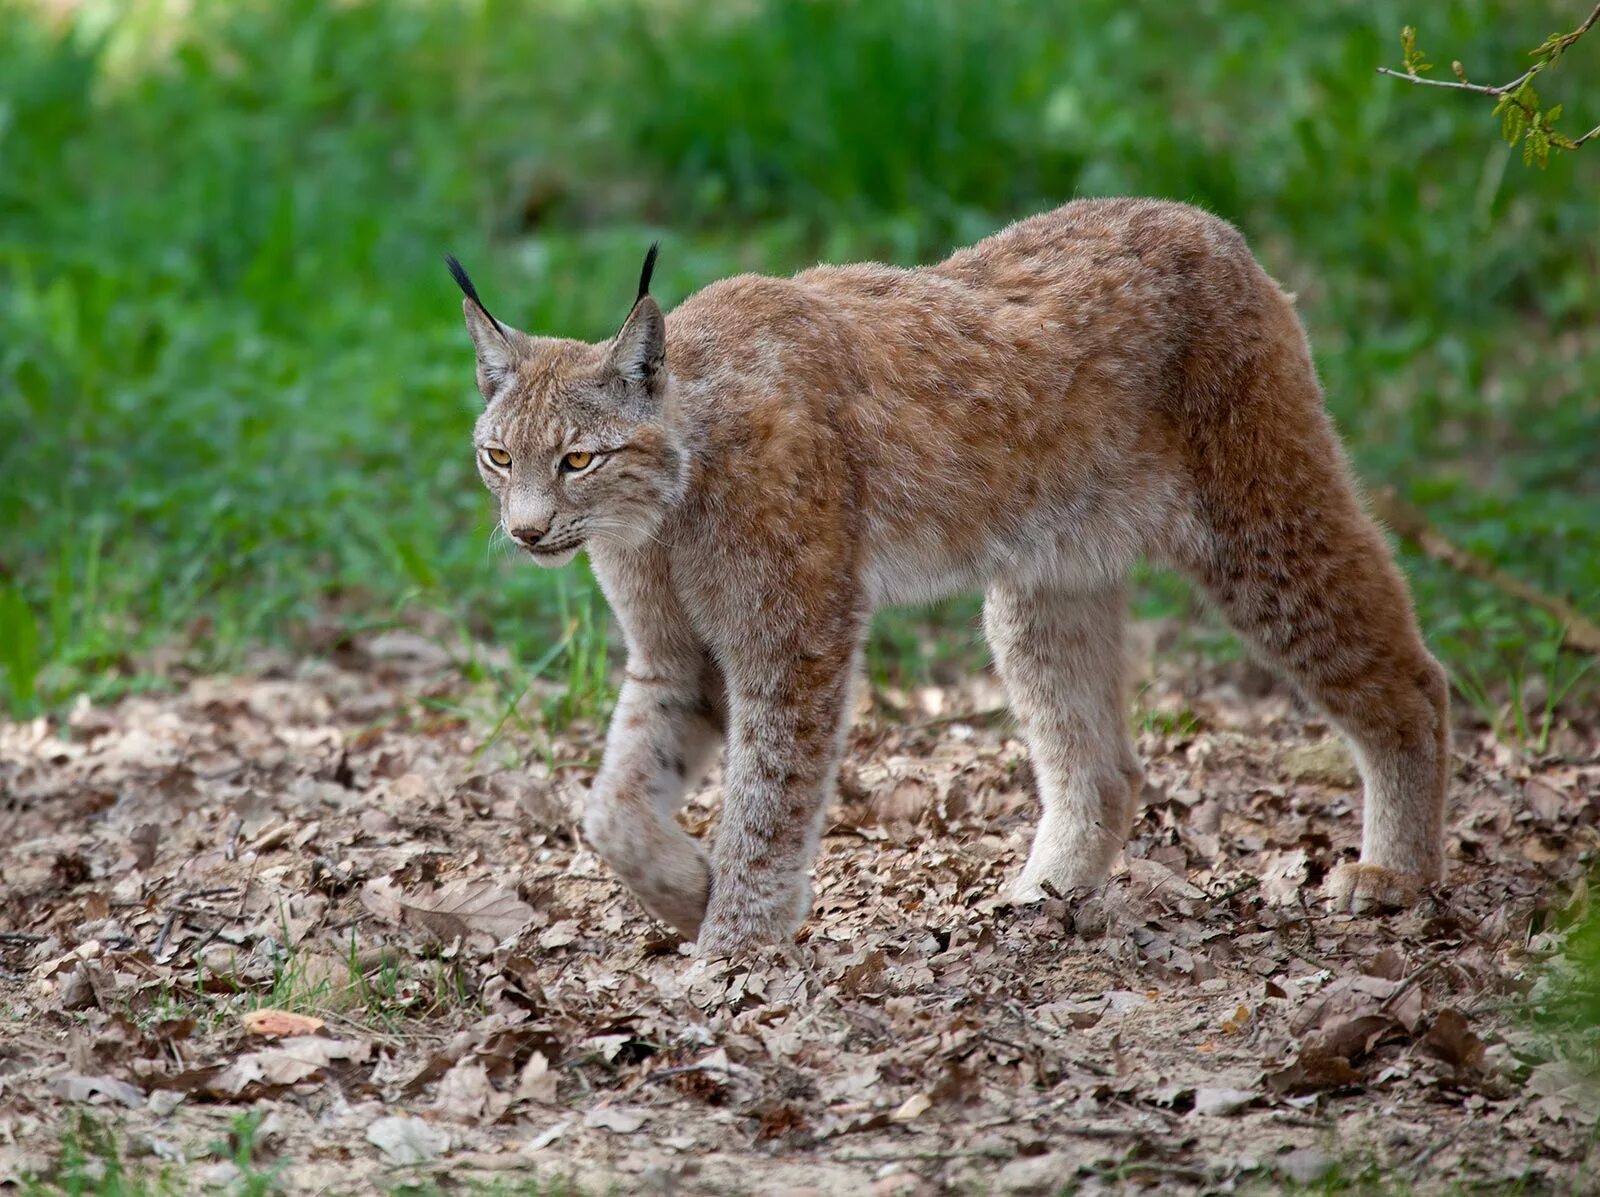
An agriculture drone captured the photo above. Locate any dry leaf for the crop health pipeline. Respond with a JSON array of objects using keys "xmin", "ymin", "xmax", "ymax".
[
  {"xmin": 49, "ymin": 1075, "xmax": 144, "ymax": 1108},
  {"xmin": 241, "ymin": 1009, "xmax": 326, "ymax": 1038},
  {"xmin": 537, "ymin": 919, "xmax": 579, "ymax": 950},
  {"xmin": 891, "ymin": 1092, "xmax": 932, "ymax": 1121},
  {"xmin": 1256, "ymin": 848, "xmax": 1309, "ymax": 907},
  {"xmin": 515, "ymin": 1052, "xmax": 557, "ymax": 1104},
  {"xmin": 583, "ymin": 1106, "xmax": 647, "ymax": 1134},
  {"xmin": 401, "ymin": 878, "xmax": 535, "ymax": 946},
  {"xmin": 433, "ymin": 1058, "xmax": 510, "ymax": 1124},
  {"xmin": 367, "ymin": 1115, "xmax": 452, "ymax": 1165},
  {"xmin": 1193, "ymin": 1087, "xmax": 1256, "ymax": 1116},
  {"xmin": 521, "ymin": 1120, "xmax": 571, "ymax": 1153},
  {"xmin": 1423, "ymin": 1008, "xmax": 1485, "ymax": 1073},
  {"xmin": 216, "ymin": 1036, "xmax": 371, "ymax": 1095},
  {"xmin": 5, "ymin": 647, "xmax": 1594, "ymax": 1188}
]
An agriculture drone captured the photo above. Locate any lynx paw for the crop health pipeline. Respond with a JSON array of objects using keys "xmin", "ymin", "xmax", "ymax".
[
  {"xmin": 694, "ymin": 873, "xmax": 812, "ymax": 958},
  {"xmin": 583, "ymin": 803, "xmax": 711, "ymax": 940},
  {"xmin": 1002, "ymin": 858, "xmax": 1108, "ymax": 907},
  {"xmin": 1325, "ymin": 863, "xmax": 1420, "ymax": 914}
]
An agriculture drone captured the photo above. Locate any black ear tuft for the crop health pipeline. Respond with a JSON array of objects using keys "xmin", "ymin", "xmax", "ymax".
[
  {"xmin": 446, "ymin": 253, "xmax": 510, "ymax": 341},
  {"xmin": 636, "ymin": 242, "xmax": 660, "ymax": 305}
]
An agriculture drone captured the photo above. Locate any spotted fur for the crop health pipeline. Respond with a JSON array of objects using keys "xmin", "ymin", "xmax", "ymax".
[{"xmin": 455, "ymin": 198, "xmax": 1449, "ymax": 956}]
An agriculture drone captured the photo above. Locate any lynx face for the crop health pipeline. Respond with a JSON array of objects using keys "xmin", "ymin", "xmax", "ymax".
[{"xmin": 452, "ymin": 251, "xmax": 684, "ymax": 566}]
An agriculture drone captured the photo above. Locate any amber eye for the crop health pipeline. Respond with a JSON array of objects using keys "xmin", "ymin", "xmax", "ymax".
[
  {"xmin": 562, "ymin": 450, "xmax": 593, "ymax": 472},
  {"xmin": 484, "ymin": 447, "xmax": 511, "ymax": 468}
]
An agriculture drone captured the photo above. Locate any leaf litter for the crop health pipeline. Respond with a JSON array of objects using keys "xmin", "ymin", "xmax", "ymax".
[{"xmin": 0, "ymin": 636, "xmax": 1597, "ymax": 1193}]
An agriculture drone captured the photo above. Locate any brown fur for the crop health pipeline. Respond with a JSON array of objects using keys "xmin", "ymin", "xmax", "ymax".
[{"xmin": 457, "ymin": 198, "xmax": 1449, "ymax": 956}]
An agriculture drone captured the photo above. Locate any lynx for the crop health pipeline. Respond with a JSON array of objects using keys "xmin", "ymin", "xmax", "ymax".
[{"xmin": 451, "ymin": 199, "xmax": 1449, "ymax": 957}]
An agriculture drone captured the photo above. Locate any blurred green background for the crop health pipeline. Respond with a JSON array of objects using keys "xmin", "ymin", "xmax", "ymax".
[{"xmin": 1, "ymin": 0, "xmax": 1597, "ymax": 724}]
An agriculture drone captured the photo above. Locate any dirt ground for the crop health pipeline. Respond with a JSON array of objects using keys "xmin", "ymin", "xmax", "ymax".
[{"xmin": 1, "ymin": 631, "xmax": 1597, "ymax": 1195}]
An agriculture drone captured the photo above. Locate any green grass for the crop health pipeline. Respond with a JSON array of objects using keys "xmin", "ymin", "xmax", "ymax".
[
  {"xmin": 1, "ymin": 0, "xmax": 1597, "ymax": 721},
  {"xmin": 23, "ymin": 1112, "xmax": 279, "ymax": 1197},
  {"xmin": 23, "ymin": 1114, "xmax": 593, "ymax": 1196},
  {"xmin": 1531, "ymin": 874, "xmax": 1600, "ymax": 1080}
]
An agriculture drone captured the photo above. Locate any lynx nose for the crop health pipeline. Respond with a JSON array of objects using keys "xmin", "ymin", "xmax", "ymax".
[{"xmin": 511, "ymin": 524, "xmax": 550, "ymax": 549}]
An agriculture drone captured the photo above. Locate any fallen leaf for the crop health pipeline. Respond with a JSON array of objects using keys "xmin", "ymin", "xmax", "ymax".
[
  {"xmin": 241, "ymin": 1009, "xmax": 326, "ymax": 1038},
  {"xmin": 1256, "ymin": 848, "xmax": 1309, "ymax": 907},
  {"xmin": 433, "ymin": 1058, "xmax": 511, "ymax": 1124},
  {"xmin": 49, "ymin": 1074, "xmax": 145, "ymax": 1108},
  {"xmin": 891, "ymin": 1092, "xmax": 932, "ymax": 1121},
  {"xmin": 537, "ymin": 919, "xmax": 579, "ymax": 950},
  {"xmin": 216, "ymin": 1036, "xmax": 371, "ymax": 1095},
  {"xmin": 1266, "ymin": 1030, "xmax": 1370, "ymax": 1095},
  {"xmin": 514, "ymin": 1052, "xmax": 557, "ymax": 1104},
  {"xmin": 401, "ymin": 878, "xmax": 535, "ymax": 946},
  {"xmin": 367, "ymin": 1115, "xmax": 452, "ymax": 1165},
  {"xmin": 521, "ymin": 1120, "xmax": 570, "ymax": 1153},
  {"xmin": 1193, "ymin": 1087, "xmax": 1257, "ymax": 1116},
  {"xmin": 583, "ymin": 1105, "xmax": 647, "ymax": 1134},
  {"xmin": 1422, "ymin": 1008, "xmax": 1485, "ymax": 1073}
]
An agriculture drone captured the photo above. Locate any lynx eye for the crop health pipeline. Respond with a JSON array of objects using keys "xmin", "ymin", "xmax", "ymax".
[
  {"xmin": 484, "ymin": 447, "xmax": 512, "ymax": 468},
  {"xmin": 562, "ymin": 451, "xmax": 594, "ymax": 472}
]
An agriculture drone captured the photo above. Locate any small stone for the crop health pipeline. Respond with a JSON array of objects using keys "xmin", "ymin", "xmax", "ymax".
[
  {"xmin": 199, "ymin": 1161, "xmax": 242, "ymax": 1189},
  {"xmin": 1281, "ymin": 739, "xmax": 1358, "ymax": 788},
  {"xmin": 995, "ymin": 1151, "xmax": 1077, "ymax": 1194},
  {"xmin": 1278, "ymin": 1148, "xmax": 1335, "ymax": 1185}
]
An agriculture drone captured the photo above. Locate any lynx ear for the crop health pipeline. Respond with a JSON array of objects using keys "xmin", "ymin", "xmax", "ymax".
[
  {"xmin": 446, "ymin": 254, "xmax": 522, "ymax": 394},
  {"xmin": 606, "ymin": 243, "xmax": 665, "ymax": 394}
]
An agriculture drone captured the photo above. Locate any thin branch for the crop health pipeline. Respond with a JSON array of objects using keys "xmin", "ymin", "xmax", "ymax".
[
  {"xmin": 1375, "ymin": 66, "xmax": 1508, "ymax": 97},
  {"xmin": 1379, "ymin": 3, "xmax": 1600, "ymax": 164},
  {"xmin": 1369, "ymin": 488, "xmax": 1600, "ymax": 657}
]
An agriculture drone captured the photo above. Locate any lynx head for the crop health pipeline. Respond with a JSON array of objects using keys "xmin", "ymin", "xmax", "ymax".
[{"xmin": 450, "ymin": 245, "xmax": 685, "ymax": 567}]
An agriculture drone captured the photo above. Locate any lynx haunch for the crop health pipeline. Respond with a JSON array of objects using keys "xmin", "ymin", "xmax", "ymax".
[{"xmin": 451, "ymin": 199, "xmax": 1449, "ymax": 957}]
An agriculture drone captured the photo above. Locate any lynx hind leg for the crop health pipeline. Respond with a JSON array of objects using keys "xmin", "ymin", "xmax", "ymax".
[
  {"xmin": 984, "ymin": 581, "xmax": 1142, "ymax": 904},
  {"xmin": 1180, "ymin": 367, "xmax": 1449, "ymax": 912}
]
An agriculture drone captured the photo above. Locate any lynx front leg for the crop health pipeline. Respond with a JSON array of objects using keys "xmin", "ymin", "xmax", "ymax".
[
  {"xmin": 984, "ymin": 581, "xmax": 1142, "ymax": 902},
  {"xmin": 583, "ymin": 663, "xmax": 724, "ymax": 939},
  {"xmin": 696, "ymin": 643, "xmax": 858, "ymax": 957}
]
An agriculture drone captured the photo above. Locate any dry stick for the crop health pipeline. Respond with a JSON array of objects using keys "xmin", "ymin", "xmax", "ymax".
[
  {"xmin": 1369, "ymin": 487, "xmax": 1600, "ymax": 656},
  {"xmin": 1376, "ymin": 2, "xmax": 1600, "ymax": 149}
]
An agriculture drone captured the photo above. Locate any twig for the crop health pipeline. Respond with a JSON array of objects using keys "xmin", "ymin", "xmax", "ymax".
[
  {"xmin": 152, "ymin": 911, "xmax": 182, "ymax": 959},
  {"xmin": 1382, "ymin": 956, "xmax": 1448, "ymax": 1013},
  {"xmin": 1378, "ymin": 4, "xmax": 1600, "ymax": 161},
  {"xmin": 1375, "ymin": 67, "xmax": 1511, "ymax": 97},
  {"xmin": 831, "ymin": 1148, "xmax": 1016, "ymax": 1164},
  {"xmin": 1370, "ymin": 487, "xmax": 1600, "ymax": 655},
  {"xmin": 911, "ymin": 705, "xmax": 1009, "ymax": 731},
  {"xmin": 1381, "ymin": 3, "xmax": 1600, "ymax": 98},
  {"xmin": 644, "ymin": 1061, "xmax": 743, "ymax": 1084},
  {"xmin": 1205, "ymin": 876, "xmax": 1261, "ymax": 906}
]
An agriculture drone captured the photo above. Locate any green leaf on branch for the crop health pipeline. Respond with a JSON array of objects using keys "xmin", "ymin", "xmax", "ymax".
[
  {"xmin": 1524, "ymin": 123, "xmax": 1551, "ymax": 167},
  {"xmin": 1533, "ymin": 31, "xmax": 1569, "ymax": 64},
  {"xmin": 1401, "ymin": 25, "xmax": 1431, "ymax": 76}
]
